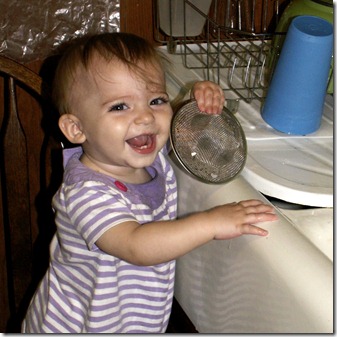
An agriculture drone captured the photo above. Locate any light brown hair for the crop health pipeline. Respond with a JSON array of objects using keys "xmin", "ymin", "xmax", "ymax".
[{"xmin": 52, "ymin": 32, "xmax": 168, "ymax": 115}]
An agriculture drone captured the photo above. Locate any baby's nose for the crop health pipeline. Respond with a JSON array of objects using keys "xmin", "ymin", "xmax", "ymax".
[{"xmin": 134, "ymin": 108, "xmax": 155, "ymax": 125}]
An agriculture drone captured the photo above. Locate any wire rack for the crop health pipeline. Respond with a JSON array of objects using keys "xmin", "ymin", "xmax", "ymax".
[{"xmin": 154, "ymin": 0, "xmax": 289, "ymax": 103}]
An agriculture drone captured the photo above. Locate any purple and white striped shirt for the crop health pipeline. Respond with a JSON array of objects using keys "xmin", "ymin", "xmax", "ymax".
[{"xmin": 22, "ymin": 146, "xmax": 177, "ymax": 333}]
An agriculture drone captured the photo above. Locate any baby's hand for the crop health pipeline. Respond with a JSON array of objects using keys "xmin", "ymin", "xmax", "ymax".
[
  {"xmin": 207, "ymin": 199, "xmax": 278, "ymax": 240},
  {"xmin": 191, "ymin": 81, "xmax": 225, "ymax": 114}
]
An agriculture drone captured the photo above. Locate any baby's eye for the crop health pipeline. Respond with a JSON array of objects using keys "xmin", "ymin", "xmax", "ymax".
[
  {"xmin": 150, "ymin": 97, "xmax": 169, "ymax": 106},
  {"xmin": 108, "ymin": 103, "xmax": 128, "ymax": 112}
]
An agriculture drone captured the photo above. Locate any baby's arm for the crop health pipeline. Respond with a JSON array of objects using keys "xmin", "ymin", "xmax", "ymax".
[
  {"xmin": 96, "ymin": 82, "xmax": 274, "ymax": 265},
  {"xmin": 190, "ymin": 80, "xmax": 225, "ymax": 114},
  {"xmin": 96, "ymin": 199, "xmax": 277, "ymax": 266}
]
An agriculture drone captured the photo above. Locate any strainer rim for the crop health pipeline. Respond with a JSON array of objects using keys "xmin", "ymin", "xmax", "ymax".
[{"xmin": 170, "ymin": 100, "xmax": 247, "ymax": 184}]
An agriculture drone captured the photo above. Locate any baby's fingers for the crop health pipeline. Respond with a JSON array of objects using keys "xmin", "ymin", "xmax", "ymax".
[
  {"xmin": 242, "ymin": 204, "xmax": 278, "ymax": 224},
  {"xmin": 192, "ymin": 81, "xmax": 225, "ymax": 114},
  {"xmin": 201, "ymin": 90, "xmax": 224, "ymax": 114},
  {"xmin": 238, "ymin": 200, "xmax": 277, "ymax": 216},
  {"xmin": 238, "ymin": 207, "xmax": 278, "ymax": 237},
  {"xmin": 240, "ymin": 223, "xmax": 269, "ymax": 237},
  {"xmin": 250, "ymin": 211, "xmax": 278, "ymax": 224},
  {"xmin": 239, "ymin": 199, "xmax": 273, "ymax": 209}
]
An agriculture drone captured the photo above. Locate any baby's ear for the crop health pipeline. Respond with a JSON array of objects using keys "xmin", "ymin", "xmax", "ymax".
[{"xmin": 58, "ymin": 114, "xmax": 86, "ymax": 144}]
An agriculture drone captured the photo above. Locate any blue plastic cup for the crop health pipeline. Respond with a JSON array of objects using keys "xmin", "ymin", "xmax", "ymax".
[{"xmin": 262, "ymin": 15, "xmax": 333, "ymax": 135}]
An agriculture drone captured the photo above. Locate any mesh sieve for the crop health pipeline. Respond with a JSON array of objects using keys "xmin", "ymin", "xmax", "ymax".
[{"xmin": 170, "ymin": 100, "xmax": 247, "ymax": 184}]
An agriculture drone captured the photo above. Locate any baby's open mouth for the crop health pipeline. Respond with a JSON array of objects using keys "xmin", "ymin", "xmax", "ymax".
[{"xmin": 126, "ymin": 134, "xmax": 156, "ymax": 152}]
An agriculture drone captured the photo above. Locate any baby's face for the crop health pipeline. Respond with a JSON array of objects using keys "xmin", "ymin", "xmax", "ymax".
[{"xmin": 68, "ymin": 56, "xmax": 173, "ymax": 180}]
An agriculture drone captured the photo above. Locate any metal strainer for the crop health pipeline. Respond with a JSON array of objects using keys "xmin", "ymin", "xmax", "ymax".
[{"xmin": 170, "ymin": 100, "xmax": 247, "ymax": 184}]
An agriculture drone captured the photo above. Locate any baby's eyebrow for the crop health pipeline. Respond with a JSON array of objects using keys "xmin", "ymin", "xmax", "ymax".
[{"xmin": 101, "ymin": 95, "xmax": 129, "ymax": 106}]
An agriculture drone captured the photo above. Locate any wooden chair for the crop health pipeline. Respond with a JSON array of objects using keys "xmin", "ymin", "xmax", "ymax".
[{"xmin": 0, "ymin": 55, "xmax": 63, "ymax": 332}]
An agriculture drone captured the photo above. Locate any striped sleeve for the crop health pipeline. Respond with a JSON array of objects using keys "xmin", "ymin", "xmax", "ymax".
[{"xmin": 54, "ymin": 181, "xmax": 136, "ymax": 250}]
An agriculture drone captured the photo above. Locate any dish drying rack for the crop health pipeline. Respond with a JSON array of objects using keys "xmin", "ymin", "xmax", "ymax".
[{"xmin": 154, "ymin": 0, "xmax": 288, "ymax": 103}]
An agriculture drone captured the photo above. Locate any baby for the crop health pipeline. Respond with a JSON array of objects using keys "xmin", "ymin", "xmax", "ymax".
[{"xmin": 22, "ymin": 32, "xmax": 277, "ymax": 333}]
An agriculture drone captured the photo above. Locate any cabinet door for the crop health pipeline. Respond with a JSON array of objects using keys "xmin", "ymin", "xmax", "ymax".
[{"xmin": 120, "ymin": 0, "xmax": 157, "ymax": 44}]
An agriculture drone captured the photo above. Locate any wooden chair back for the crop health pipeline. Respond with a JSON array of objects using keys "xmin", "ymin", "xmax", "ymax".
[{"xmin": 0, "ymin": 55, "xmax": 63, "ymax": 332}]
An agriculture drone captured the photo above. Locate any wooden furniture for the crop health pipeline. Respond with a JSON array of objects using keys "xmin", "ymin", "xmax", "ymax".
[{"xmin": 0, "ymin": 55, "xmax": 63, "ymax": 332}]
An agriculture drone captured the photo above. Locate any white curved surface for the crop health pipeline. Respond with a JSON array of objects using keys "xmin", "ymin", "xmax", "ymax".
[
  {"xmin": 279, "ymin": 207, "xmax": 333, "ymax": 261},
  {"xmin": 170, "ymin": 156, "xmax": 333, "ymax": 333},
  {"xmin": 242, "ymin": 137, "xmax": 333, "ymax": 207}
]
